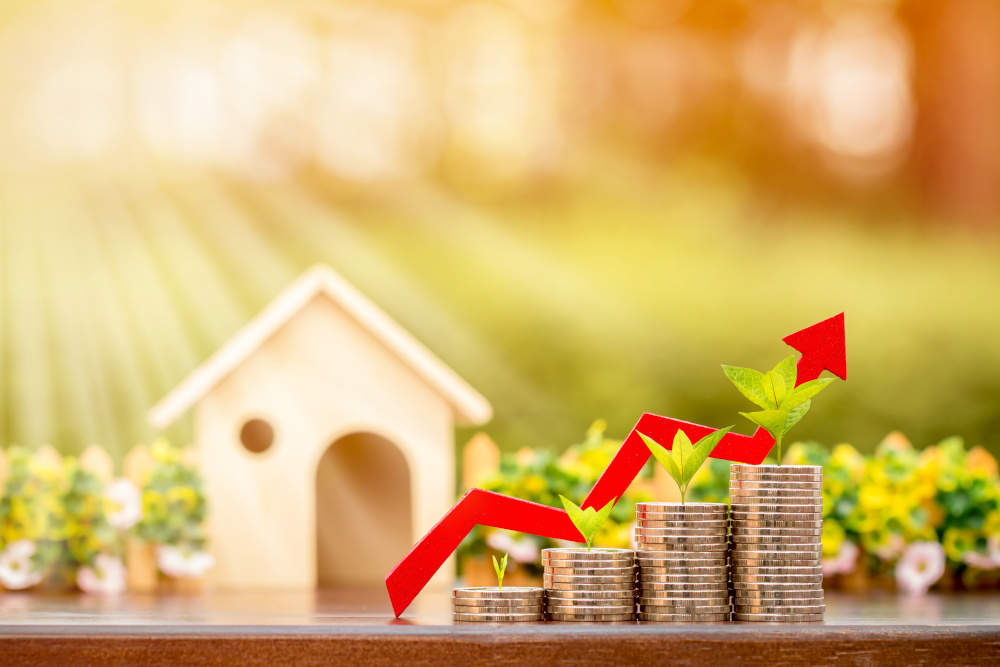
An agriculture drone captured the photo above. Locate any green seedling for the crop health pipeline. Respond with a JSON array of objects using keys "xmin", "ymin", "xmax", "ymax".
[
  {"xmin": 638, "ymin": 427, "xmax": 732, "ymax": 503},
  {"xmin": 492, "ymin": 552, "xmax": 509, "ymax": 591},
  {"xmin": 723, "ymin": 355, "xmax": 835, "ymax": 465},
  {"xmin": 559, "ymin": 495, "xmax": 617, "ymax": 551}
]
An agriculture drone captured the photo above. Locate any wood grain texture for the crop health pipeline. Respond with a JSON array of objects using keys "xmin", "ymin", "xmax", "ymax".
[{"xmin": 0, "ymin": 591, "xmax": 996, "ymax": 666}]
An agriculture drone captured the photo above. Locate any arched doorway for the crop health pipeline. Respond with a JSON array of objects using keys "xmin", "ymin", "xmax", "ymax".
[{"xmin": 316, "ymin": 432, "xmax": 412, "ymax": 587}]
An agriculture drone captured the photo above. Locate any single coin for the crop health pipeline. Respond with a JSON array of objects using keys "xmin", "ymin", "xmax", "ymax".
[
  {"xmin": 544, "ymin": 573, "xmax": 635, "ymax": 584},
  {"xmin": 635, "ymin": 520, "xmax": 730, "ymax": 529},
  {"xmin": 544, "ymin": 582, "xmax": 636, "ymax": 592},
  {"xmin": 639, "ymin": 574, "xmax": 730, "ymax": 585},
  {"xmin": 638, "ymin": 612, "xmax": 730, "ymax": 622},
  {"xmin": 732, "ymin": 612, "xmax": 823, "ymax": 622},
  {"xmin": 730, "ymin": 492, "xmax": 822, "ymax": 502},
  {"xmin": 638, "ymin": 595, "xmax": 729, "ymax": 605},
  {"xmin": 641, "ymin": 604, "xmax": 731, "ymax": 615},
  {"xmin": 546, "ymin": 600, "xmax": 635, "ymax": 611},
  {"xmin": 730, "ymin": 480, "xmax": 823, "ymax": 490},
  {"xmin": 545, "ymin": 589, "xmax": 636, "ymax": 600},
  {"xmin": 730, "ymin": 529, "xmax": 823, "ymax": 539},
  {"xmin": 635, "ymin": 535, "xmax": 729, "ymax": 545},
  {"xmin": 730, "ymin": 521, "xmax": 823, "ymax": 531},
  {"xmin": 453, "ymin": 587, "xmax": 545, "ymax": 599},
  {"xmin": 731, "ymin": 475, "xmax": 822, "ymax": 485},
  {"xmin": 542, "ymin": 556, "xmax": 635, "ymax": 566},
  {"xmin": 731, "ymin": 574, "xmax": 823, "ymax": 584},
  {"xmin": 731, "ymin": 497, "xmax": 823, "ymax": 507},
  {"xmin": 733, "ymin": 589, "xmax": 824, "ymax": 599},
  {"xmin": 547, "ymin": 612, "xmax": 636, "ymax": 622},
  {"xmin": 733, "ymin": 598, "xmax": 824, "ymax": 608},
  {"xmin": 639, "ymin": 566, "xmax": 728, "ymax": 576},
  {"xmin": 636, "ymin": 503, "xmax": 728, "ymax": 513},
  {"xmin": 639, "ymin": 582, "xmax": 729, "ymax": 592},
  {"xmin": 636, "ymin": 542, "xmax": 729, "ymax": 553},
  {"xmin": 636, "ymin": 590, "xmax": 729, "ymax": 601},
  {"xmin": 633, "ymin": 527, "xmax": 727, "ymax": 536},
  {"xmin": 730, "ymin": 464, "xmax": 821, "ymax": 474},
  {"xmin": 730, "ymin": 560, "xmax": 821, "ymax": 570},
  {"xmin": 730, "ymin": 484, "xmax": 822, "ymax": 494},
  {"xmin": 731, "ymin": 565, "xmax": 822, "ymax": 575},
  {"xmin": 452, "ymin": 613, "xmax": 546, "ymax": 622},
  {"xmin": 544, "ymin": 566, "xmax": 637, "ymax": 576},
  {"xmin": 637, "ymin": 556, "xmax": 728, "ymax": 567},
  {"xmin": 542, "ymin": 548, "xmax": 634, "ymax": 560},
  {"xmin": 453, "ymin": 604, "xmax": 544, "ymax": 614},
  {"xmin": 731, "ymin": 545, "xmax": 822, "ymax": 555},
  {"xmin": 730, "ymin": 580, "xmax": 824, "ymax": 589}
]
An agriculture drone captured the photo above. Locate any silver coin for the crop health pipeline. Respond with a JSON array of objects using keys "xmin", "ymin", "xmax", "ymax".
[
  {"xmin": 731, "ymin": 574, "xmax": 824, "ymax": 584},
  {"xmin": 638, "ymin": 612, "xmax": 730, "ymax": 622},
  {"xmin": 731, "ymin": 497, "xmax": 823, "ymax": 507},
  {"xmin": 640, "ymin": 571, "xmax": 729, "ymax": 581},
  {"xmin": 541, "ymin": 557, "xmax": 635, "ymax": 568},
  {"xmin": 544, "ymin": 581, "xmax": 636, "ymax": 590},
  {"xmin": 544, "ymin": 578, "xmax": 635, "ymax": 588},
  {"xmin": 452, "ymin": 612, "xmax": 546, "ymax": 622},
  {"xmin": 635, "ymin": 519, "xmax": 730, "ymax": 529},
  {"xmin": 730, "ymin": 560, "xmax": 821, "ymax": 570},
  {"xmin": 544, "ymin": 566, "xmax": 637, "ymax": 576},
  {"xmin": 546, "ymin": 601, "xmax": 636, "ymax": 612},
  {"xmin": 452, "ymin": 587, "xmax": 545, "ymax": 599},
  {"xmin": 639, "ymin": 582, "xmax": 729, "ymax": 592},
  {"xmin": 546, "ymin": 590, "xmax": 635, "ymax": 601},
  {"xmin": 733, "ymin": 589, "xmax": 824, "ymax": 599},
  {"xmin": 730, "ymin": 580, "xmax": 824, "ymax": 589},
  {"xmin": 453, "ymin": 604, "xmax": 544, "ymax": 614},
  {"xmin": 641, "ymin": 604, "xmax": 731, "ymax": 614},
  {"xmin": 637, "ymin": 556, "xmax": 728, "ymax": 567},
  {"xmin": 730, "ymin": 490, "xmax": 822, "ymax": 500},
  {"xmin": 730, "ymin": 528, "xmax": 823, "ymax": 538},
  {"xmin": 635, "ymin": 535, "xmax": 729, "ymax": 545},
  {"xmin": 730, "ymin": 480, "xmax": 823, "ymax": 490},
  {"xmin": 547, "ymin": 612, "xmax": 636, "ymax": 622},
  {"xmin": 730, "ymin": 545, "xmax": 822, "ymax": 555},
  {"xmin": 639, "ymin": 566, "xmax": 728, "ymax": 576},
  {"xmin": 636, "ymin": 590, "xmax": 730, "ymax": 600},
  {"xmin": 733, "ymin": 597, "xmax": 824, "ymax": 607},
  {"xmin": 634, "ymin": 527, "xmax": 727, "ymax": 536},
  {"xmin": 731, "ymin": 565, "xmax": 822, "ymax": 575},
  {"xmin": 636, "ymin": 502, "xmax": 728, "ymax": 512},
  {"xmin": 639, "ymin": 597, "xmax": 729, "ymax": 607},
  {"xmin": 636, "ymin": 542, "xmax": 729, "ymax": 553},
  {"xmin": 542, "ymin": 547, "xmax": 635, "ymax": 560},
  {"xmin": 733, "ymin": 613, "xmax": 823, "ymax": 622},
  {"xmin": 731, "ymin": 464, "xmax": 821, "ymax": 474},
  {"xmin": 730, "ymin": 519, "xmax": 823, "ymax": 529}
]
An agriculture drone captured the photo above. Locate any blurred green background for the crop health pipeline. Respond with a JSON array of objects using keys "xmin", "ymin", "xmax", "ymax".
[{"xmin": 0, "ymin": 0, "xmax": 999, "ymax": 461}]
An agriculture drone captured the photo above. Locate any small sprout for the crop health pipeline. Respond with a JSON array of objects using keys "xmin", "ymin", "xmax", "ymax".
[
  {"xmin": 492, "ymin": 552, "xmax": 509, "ymax": 591},
  {"xmin": 722, "ymin": 355, "xmax": 835, "ymax": 464},
  {"xmin": 559, "ymin": 495, "xmax": 617, "ymax": 551},
  {"xmin": 639, "ymin": 426, "xmax": 732, "ymax": 503}
]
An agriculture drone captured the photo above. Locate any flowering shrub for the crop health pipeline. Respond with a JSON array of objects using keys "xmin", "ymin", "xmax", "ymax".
[{"xmin": 457, "ymin": 421, "xmax": 652, "ymax": 576}]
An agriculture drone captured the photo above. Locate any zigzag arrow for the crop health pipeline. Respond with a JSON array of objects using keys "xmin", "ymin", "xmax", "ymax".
[{"xmin": 385, "ymin": 313, "xmax": 846, "ymax": 616}]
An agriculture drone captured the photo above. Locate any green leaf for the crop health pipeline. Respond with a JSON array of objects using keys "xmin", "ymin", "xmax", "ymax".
[
  {"xmin": 682, "ymin": 426, "xmax": 733, "ymax": 487},
  {"xmin": 638, "ymin": 432, "xmax": 681, "ymax": 484},
  {"xmin": 586, "ymin": 498, "xmax": 617, "ymax": 539},
  {"xmin": 722, "ymin": 365, "xmax": 770, "ymax": 409},
  {"xmin": 739, "ymin": 410, "xmax": 788, "ymax": 440},
  {"xmin": 761, "ymin": 371, "xmax": 787, "ymax": 409},
  {"xmin": 559, "ymin": 494, "xmax": 587, "ymax": 533},
  {"xmin": 780, "ymin": 378, "xmax": 835, "ymax": 410},
  {"xmin": 673, "ymin": 429, "xmax": 692, "ymax": 483},
  {"xmin": 782, "ymin": 400, "xmax": 811, "ymax": 438},
  {"xmin": 773, "ymin": 355, "xmax": 798, "ymax": 393},
  {"xmin": 560, "ymin": 495, "xmax": 616, "ymax": 548}
]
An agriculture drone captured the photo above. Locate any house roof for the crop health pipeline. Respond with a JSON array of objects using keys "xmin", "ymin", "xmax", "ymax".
[{"xmin": 148, "ymin": 264, "xmax": 493, "ymax": 428}]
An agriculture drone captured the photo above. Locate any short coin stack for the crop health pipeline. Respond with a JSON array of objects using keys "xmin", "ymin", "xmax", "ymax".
[
  {"xmin": 634, "ymin": 502, "xmax": 731, "ymax": 622},
  {"xmin": 542, "ymin": 548, "xmax": 636, "ymax": 622},
  {"xmin": 452, "ymin": 587, "xmax": 545, "ymax": 622},
  {"xmin": 729, "ymin": 464, "xmax": 825, "ymax": 622}
]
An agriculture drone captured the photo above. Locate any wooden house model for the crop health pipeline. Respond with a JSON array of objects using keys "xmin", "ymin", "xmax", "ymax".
[{"xmin": 149, "ymin": 265, "xmax": 491, "ymax": 590}]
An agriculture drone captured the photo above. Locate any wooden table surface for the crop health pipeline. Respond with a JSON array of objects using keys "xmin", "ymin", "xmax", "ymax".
[{"xmin": 0, "ymin": 589, "xmax": 997, "ymax": 665}]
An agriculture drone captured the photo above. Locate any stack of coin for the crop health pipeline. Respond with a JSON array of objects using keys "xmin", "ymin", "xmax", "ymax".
[
  {"xmin": 452, "ymin": 587, "xmax": 546, "ymax": 622},
  {"xmin": 634, "ymin": 502, "xmax": 731, "ymax": 622},
  {"xmin": 542, "ymin": 548, "xmax": 636, "ymax": 622},
  {"xmin": 729, "ymin": 464, "xmax": 825, "ymax": 622}
]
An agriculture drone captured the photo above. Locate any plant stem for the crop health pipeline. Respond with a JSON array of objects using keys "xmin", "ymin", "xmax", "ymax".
[
  {"xmin": 776, "ymin": 435, "xmax": 783, "ymax": 466},
  {"xmin": 680, "ymin": 486, "xmax": 686, "ymax": 504}
]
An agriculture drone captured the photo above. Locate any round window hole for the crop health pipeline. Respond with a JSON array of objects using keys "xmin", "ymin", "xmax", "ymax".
[{"xmin": 240, "ymin": 418, "xmax": 274, "ymax": 454}]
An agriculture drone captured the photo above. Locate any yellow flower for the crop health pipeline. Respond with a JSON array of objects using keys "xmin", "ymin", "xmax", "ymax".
[
  {"xmin": 822, "ymin": 520, "xmax": 845, "ymax": 558},
  {"xmin": 943, "ymin": 528, "xmax": 979, "ymax": 563}
]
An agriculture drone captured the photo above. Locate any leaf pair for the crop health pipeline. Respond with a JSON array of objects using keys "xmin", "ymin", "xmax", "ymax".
[
  {"xmin": 722, "ymin": 355, "xmax": 834, "ymax": 461},
  {"xmin": 638, "ymin": 427, "xmax": 732, "ymax": 503},
  {"xmin": 492, "ymin": 552, "xmax": 508, "ymax": 591},
  {"xmin": 559, "ymin": 496, "xmax": 617, "ymax": 551}
]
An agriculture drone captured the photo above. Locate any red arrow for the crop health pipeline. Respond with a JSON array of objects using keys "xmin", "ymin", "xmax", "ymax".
[{"xmin": 385, "ymin": 314, "xmax": 846, "ymax": 616}]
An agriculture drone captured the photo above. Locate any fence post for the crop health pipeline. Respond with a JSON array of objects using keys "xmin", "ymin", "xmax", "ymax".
[
  {"xmin": 462, "ymin": 433, "xmax": 499, "ymax": 490},
  {"xmin": 32, "ymin": 444, "xmax": 63, "ymax": 475},
  {"xmin": 124, "ymin": 444, "xmax": 158, "ymax": 592}
]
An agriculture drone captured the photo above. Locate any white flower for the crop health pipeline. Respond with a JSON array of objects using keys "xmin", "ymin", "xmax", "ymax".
[
  {"xmin": 873, "ymin": 534, "xmax": 906, "ymax": 561},
  {"xmin": 486, "ymin": 531, "xmax": 540, "ymax": 564},
  {"xmin": 895, "ymin": 541, "xmax": 945, "ymax": 595},
  {"xmin": 0, "ymin": 539, "xmax": 44, "ymax": 590},
  {"xmin": 77, "ymin": 554, "xmax": 126, "ymax": 595},
  {"xmin": 105, "ymin": 478, "xmax": 142, "ymax": 530},
  {"xmin": 156, "ymin": 545, "xmax": 215, "ymax": 578},
  {"xmin": 822, "ymin": 540, "xmax": 859, "ymax": 576}
]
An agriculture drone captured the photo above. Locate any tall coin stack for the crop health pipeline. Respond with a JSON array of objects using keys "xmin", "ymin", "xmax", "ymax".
[
  {"xmin": 729, "ymin": 464, "xmax": 825, "ymax": 622},
  {"xmin": 634, "ymin": 502, "xmax": 731, "ymax": 622},
  {"xmin": 452, "ymin": 587, "xmax": 546, "ymax": 622},
  {"xmin": 542, "ymin": 548, "xmax": 637, "ymax": 622}
]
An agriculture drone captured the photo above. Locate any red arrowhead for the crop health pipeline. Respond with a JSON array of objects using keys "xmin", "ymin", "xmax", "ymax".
[{"xmin": 782, "ymin": 312, "xmax": 847, "ymax": 385}]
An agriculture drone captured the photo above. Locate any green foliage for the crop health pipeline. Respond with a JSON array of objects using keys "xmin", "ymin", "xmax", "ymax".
[
  {"xmin": 559, "ymin": 495, "xmax": 616, "ymax": 551},
  {"xmin": 492, "ymin": 552, "xmax": 508, "ymax": 590},
  {"xmin": 135, "ymin": 439, "xmax": 208, "ymax": 552},
  {"xmin": 724, "ymin": 355, "xmax": 834, "ymax": 464},
  {"xmin": 638, "ymin": 427, "xmax": 732, "ymax": 503}
]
